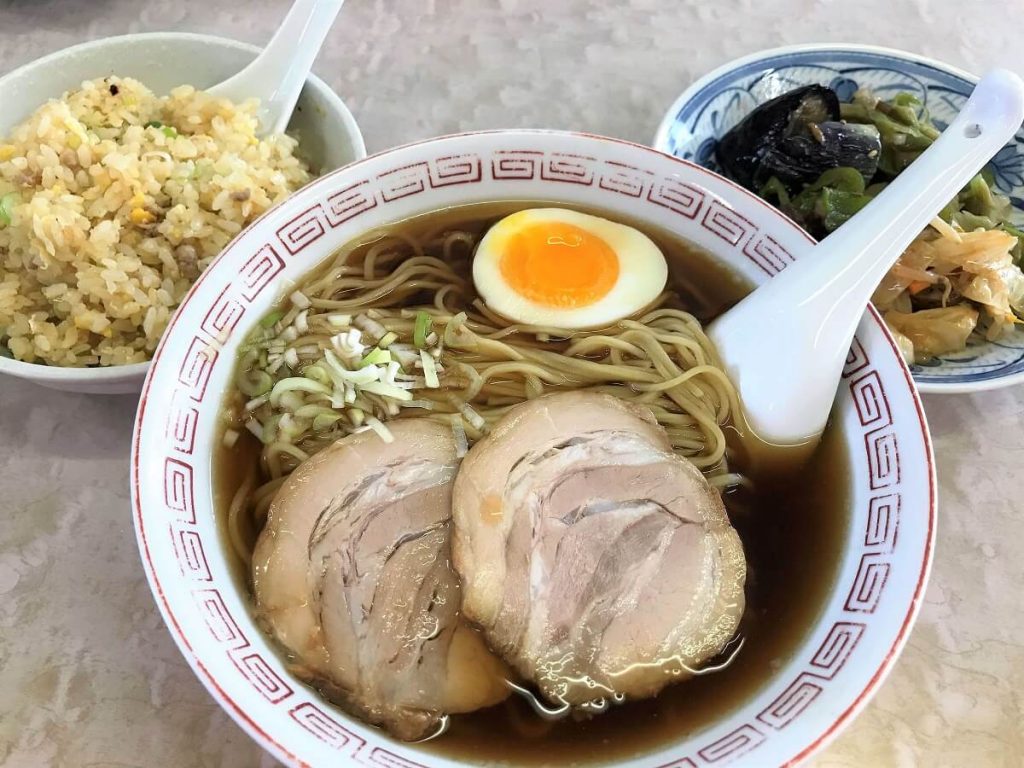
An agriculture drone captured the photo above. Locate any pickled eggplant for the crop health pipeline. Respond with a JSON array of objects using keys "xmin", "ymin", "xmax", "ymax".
[{"xmin": 715, "ymin": 85, "xmax": 881, "ymax": 193}]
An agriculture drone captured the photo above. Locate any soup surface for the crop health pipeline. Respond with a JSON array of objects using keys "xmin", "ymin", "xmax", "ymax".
[{"xmin": 213, "ymin": 202, "xmax": 850, "ymax": 765}]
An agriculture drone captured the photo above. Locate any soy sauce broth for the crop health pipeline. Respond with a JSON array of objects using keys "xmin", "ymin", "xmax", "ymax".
[{"xmin": 213, "ymin": 202, "xmax": 850, "ymax": 766}]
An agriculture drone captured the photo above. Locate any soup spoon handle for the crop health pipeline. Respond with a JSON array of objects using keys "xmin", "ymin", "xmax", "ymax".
[
  {"xmin": 709, "ymin": 69, "xmax": 1024, "ymax": 446},
  {"xmin": 207, "ymin": 0, "xmax": 345, "ymax": 136}
]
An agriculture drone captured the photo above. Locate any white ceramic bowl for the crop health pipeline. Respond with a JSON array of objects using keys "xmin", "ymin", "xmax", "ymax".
[
  {"xmin": 131, "ymin": 130, "xmax": 936, "ymax": 767},
  {"xmin": 0, "ymin": 32, "xmax": 365, "ymax": 395},
  {"xmin": 652, "ymin": 43, "xmax": 1024, "ymax": 394}
]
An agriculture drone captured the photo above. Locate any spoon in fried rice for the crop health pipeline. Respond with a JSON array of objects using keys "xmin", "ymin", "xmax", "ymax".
[{"xmin": 209, "ymin": 0, "xmax": 345, "ymax": 136}]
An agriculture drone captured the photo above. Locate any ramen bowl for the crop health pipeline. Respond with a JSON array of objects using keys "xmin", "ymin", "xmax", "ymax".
[
  {"xmin": 653, "ymin": 43, "xmax": 1024, "ymax": 394},
  {"xmin": 131, "ymin": 130, "xmax": 936, "ymax": 767},
  {"xmin": 0, "ymin": 32, "xmax": 365, "ymax": 395}
]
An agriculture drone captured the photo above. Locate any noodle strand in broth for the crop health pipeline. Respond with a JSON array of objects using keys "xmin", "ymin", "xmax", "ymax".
[{"xmin": 225, "ymin": 215, "xmax": 742, "ymax": 566}]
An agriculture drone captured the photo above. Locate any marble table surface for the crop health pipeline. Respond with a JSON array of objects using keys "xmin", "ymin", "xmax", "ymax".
[{"xmin": 1, "ymin": 1, "xmax": 1022, "ymax": 766}]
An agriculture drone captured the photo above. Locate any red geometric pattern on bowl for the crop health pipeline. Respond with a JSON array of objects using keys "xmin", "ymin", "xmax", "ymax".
[
  {"xmin": 200, "ymin": 284, "xmax": 247, "ymax": 346},
  {"xmin": 654, "ymin": 759, "xmax": 698, "ymax": 768},
  {"xmin": 742, "ymin": 232, "xmax": 794, "ymax": 276},
  {"xmin": 366, "ymin": 747, "xmax": 431, "ymax": 768},
  {"xmin": 646, "ymin": 177, "xmax": 705, "ymax": 220},
  {"xmin": 177, "ymin": 336, "xmax": 218, "ymax": 402},
  {"xmin": 599, "ymin": 160, "xmax": 654, "ymax": 198},
  {"xmin": 193, "ymin": 588, "xmax": 295, "ymax": 704},
  {"xmin": 289, "ymin": 702, "xmax": 366, "ymax": 753},
  {"xmin": 162, "ymin": 457, "xmax": 196, "ymax": 524},
  {"xmin": 276, "ymin": 203, "xmax": 328, "ymax": 256},
  {"xmin": 239, "ymin": 243, "xmax": 287, "ymax": 302},
  {"xmin": 133, "ymin": 137, "xmax": 934, "ymax": 768},
  {"xmin": 697, "ymin": 724, "xmax": 766, "ymax": 763},
  {"xmin": 165, "ymin": 389, "xmax": 198, "ymax": 456},
  {"xmin": 700, "ymin": 200, "xmax": 754, "ymax": 248},
  {"xmin": 170, "ymin": 526, "xmax": 211, "ymax": 581},
  {"xmin": 865, "ymin": 494, "xmax": 900, "ymax": 551},
  {"xmin": 849, "ymin": 371, "xmax": 893, "ymax": 430},
  {"xmin": 842, "ymin": 338, "xmax": 870, "ymax": 379}
]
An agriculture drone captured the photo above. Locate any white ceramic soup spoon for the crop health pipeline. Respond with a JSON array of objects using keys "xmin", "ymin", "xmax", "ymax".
[
  {"xmin": 708, "ymin": 69, "xmax": 1024, "ymax": 446},
  {"xmin": 208, "ymin": 0, "xmax": 345, "ymax": 136}
]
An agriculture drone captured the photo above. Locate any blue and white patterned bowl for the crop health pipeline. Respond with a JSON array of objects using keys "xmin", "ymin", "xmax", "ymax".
[{"xmin": 654, "ymin": 44, "xmax": 1024, "ymax": 394}]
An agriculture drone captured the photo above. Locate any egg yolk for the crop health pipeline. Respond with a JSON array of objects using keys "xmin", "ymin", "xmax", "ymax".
[{"xmin": 499, "ymin": 223, "xmax": 619, "ymax": 308}]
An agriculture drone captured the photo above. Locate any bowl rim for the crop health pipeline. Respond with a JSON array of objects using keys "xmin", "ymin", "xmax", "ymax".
[
  {"xmin": 651, "ymin": 43, "xmax": 1024, "ymax": 394},
  {"xmin": 130, "ymin": 128, "xmax": 938, "ymax": 768},
  {"xmin": 0, "ymin": 30, "xmax": 366, "ymax": 384}
]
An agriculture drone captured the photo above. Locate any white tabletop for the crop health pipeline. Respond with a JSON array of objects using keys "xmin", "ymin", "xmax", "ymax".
[{"xmin": 1, "ymin": 1, "xmax": 1022, "ymax": 766}]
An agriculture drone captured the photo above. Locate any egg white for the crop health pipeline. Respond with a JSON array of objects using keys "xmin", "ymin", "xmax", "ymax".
[{"xmin": 472, "ymin": 208, "xmax": 668, "ymax": 329}]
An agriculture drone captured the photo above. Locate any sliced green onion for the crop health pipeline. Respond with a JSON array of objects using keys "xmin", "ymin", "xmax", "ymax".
[
  {"xmin": 359, "ymin": 347, "xmax": 392, "ymax": 368},
  {"xmin": 245, "ymin": 394, "xmax": 268, "ymax": 411},
  {"xmin": 278, "ymin": 389, "xmax": 305, "ymax": 412},
  {"xmin": 337, "ymin": 366, "xmax": 381, "ymax": 386},
  {"xmin": 354, "ymin": 313, "xmax": 387, "ymax": 341},
  {"xmin": 327, "ymin": 314, "xmax": 352, "ymax": 327},
  {"xmin": 360, "ymin": 380, "xmax": 413, "ymax": 401},
  {"xmin": 459, "ymin": 401, "xmax": 486, "ymax": 431},
  {"xmin": 144, "ymin": 120, "xmax": 163, "ymax": 129},
  {"xmin": 313, "ymin": 414, "xmax": 342, "ymax": 431},
  {"xmin": 260, "ymin": 310, "xmax": 284, "ymax": 328},
  {"xmin": 365, "ymin": 416, "xmax": 394, "ymax": 444},
  {"xmin": 388, "ymin": 343, "xmax": 419, "ymax": 370},
  {"xmin": 378, "ymin": 331, "xmax": 398, "ymax": 349},
  {"xmin": 304, "ymin": 364, "xmax": 330, "ymax": 386},
  {"xmin": 237, "ymin": 368, "xmax": 273, "ymax": 397},
  {"xmin": 0, "ymin": 192, "xmax": 19, "ymax": 226},
  {"xmin": 420, "ymin": 349, "xmax": 439, "ymax": 388},
  {"xmin": 260, "ymin": 414, "xmax": 282, "ymax": 444},
  {"xmin": 268, "ymin": 377, "xmax": 331, "ymax": 406},
  {"xmin": 278, "ymin": 413, "xmax": 309, "ymax": 441},
  {"xmin": 222, "ymin": 429, "xmax": 240, "ymax": 448},
  {"xmin": 295, "ymin": 404, "xmax": 342, "ymax": 419},
  {"xmin": 161, "ymin": 125, "xmax": 177, "ymax": 138},
  {"xmin": 383, "ymin": 360, "xmax": 401, "ymax": 384},
  {"xmin": 444, "ymin": 312, "xmax": 470, "ymax": 347},
  {"xmin": 323, "ymin": 349, "xmax": 379, "ymax": 385},
  {"xmin": 413, "ymin": 311, "xmax": 432, "ymax": 349}
]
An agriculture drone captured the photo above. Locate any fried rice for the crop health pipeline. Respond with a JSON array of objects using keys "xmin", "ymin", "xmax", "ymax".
[{"xmin": 0, "ymin": 76, "xmax": 312, "ymax": 367}]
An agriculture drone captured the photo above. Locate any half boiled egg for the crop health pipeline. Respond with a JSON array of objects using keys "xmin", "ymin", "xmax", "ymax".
[{"xmin": 472, "ymin": 208, "xmax": 668, "ymax": 328}]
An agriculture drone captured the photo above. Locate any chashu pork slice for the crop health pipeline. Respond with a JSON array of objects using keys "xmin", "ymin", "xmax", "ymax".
[
  {"xmin": 252, "ymin": 419, "xmax": 509, "ymax": 741},
  {"xmin": 451, "ymin": 391, "xmax": 746, "ymax": 707}
]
